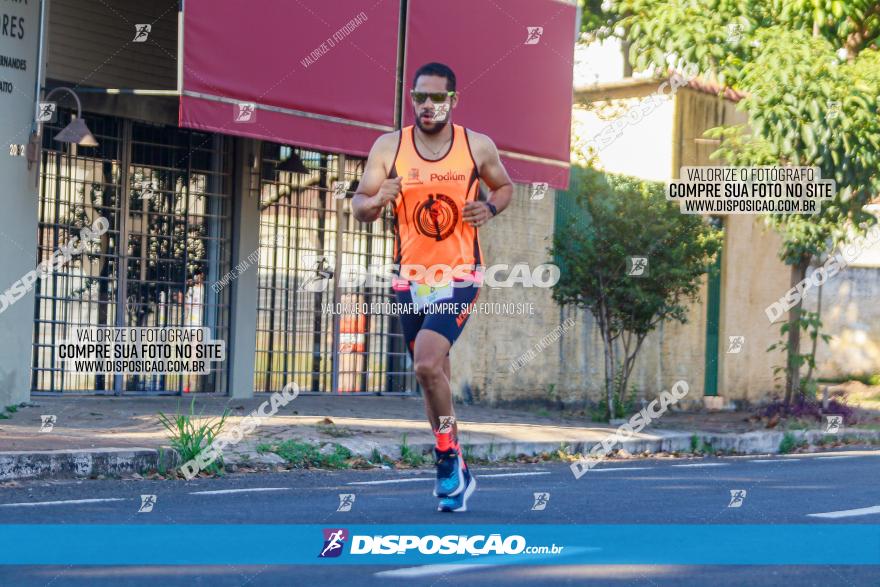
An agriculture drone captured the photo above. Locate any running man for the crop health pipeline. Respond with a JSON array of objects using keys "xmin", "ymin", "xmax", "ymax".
[{"xmin": 352, "ymin": 62, "xmax": 513, "ymax": 512}]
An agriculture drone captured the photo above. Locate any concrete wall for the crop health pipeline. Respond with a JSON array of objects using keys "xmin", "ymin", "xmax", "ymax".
[
  {"xmin": 451, "ymin": 182, "xmax": 563, "ymax": 406},
  {"xmin": 808, "ymin": 266, "xmax": 880, "ymax": 378},
  {"xmin": 675, "ymin": 88, "xmax": 791, "ymax": 403},
  {"xmin": 716, "ymin": 215, "xmax": 790, "ymax": 401},
  {"xmin": 0, "ymin": 0, "xmax": 41, "ymax": 406}
]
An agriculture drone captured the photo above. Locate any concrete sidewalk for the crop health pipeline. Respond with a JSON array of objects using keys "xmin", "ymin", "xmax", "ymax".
[{"xmin": 1, "ymin": 394, "xmax": 878, "ymax": 481}]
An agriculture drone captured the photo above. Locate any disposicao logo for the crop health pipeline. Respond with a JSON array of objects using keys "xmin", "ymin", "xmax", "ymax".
[
  {"xmin": 319, "ymin": 530, "xmax": 563, "ymax": 558},
  {"xmin": 319, "ymin": 528, "xmax": 348, "ymax": 558}
]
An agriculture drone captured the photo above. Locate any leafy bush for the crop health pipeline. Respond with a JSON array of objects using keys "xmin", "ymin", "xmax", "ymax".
[
  {"xmin": 552, "ymin": 166, "xmax": 721, "ymax": 420},
  {"xmin": 760, "ymin": 392, "xmax": 856, "ymax": 425}
]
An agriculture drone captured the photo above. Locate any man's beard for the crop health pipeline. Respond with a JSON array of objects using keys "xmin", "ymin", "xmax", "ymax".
[{"xmin": 415, "ymin": 113, "xmax": 449, "ymax": 135}]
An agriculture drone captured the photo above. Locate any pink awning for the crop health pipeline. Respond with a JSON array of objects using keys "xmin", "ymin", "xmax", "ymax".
[
  {"xmin": 179, "ymin": 0, "xmax": 575, "ymax": 187},
  {"xmin": 402, "ymin": 0, "xmax": 575, "ymax": 189},
  {"xmin": 179, "ymin": 0, "xmax": 399, "ymax": 156}
]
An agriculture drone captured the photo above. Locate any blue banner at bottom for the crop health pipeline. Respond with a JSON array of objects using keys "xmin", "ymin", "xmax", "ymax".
[{"xmin": 0, "ymin": 525, "xmax": 877, "ymax": 565}]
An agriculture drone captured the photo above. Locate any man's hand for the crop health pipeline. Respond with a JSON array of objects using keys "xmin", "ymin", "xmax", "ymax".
[
  {"xmin": 378, "ymin": 176, "xmax": 402, "ymax": 202},
  {"xmin": 372, "ymin": 177, "xmax": 402, "ymax": 212},
  {"xmin": 463, "ymin": 201, "xmax": 493, "ymax": 228},
  {"xmin": 351, "ymin": 132, "xmax": 401, "ymax": 223}
]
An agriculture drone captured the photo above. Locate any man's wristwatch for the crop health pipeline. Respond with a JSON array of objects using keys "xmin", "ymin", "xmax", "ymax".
[{"xmin": 486, "ymin": 202, "xmax": 498, "ymax": 217}]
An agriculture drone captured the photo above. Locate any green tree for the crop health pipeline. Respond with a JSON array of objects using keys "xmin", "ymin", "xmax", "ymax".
[
  {"xmin": 580, "ymin": 0, "xmax": 880, "ymax": 405},
  {"xmin": 551, "ymin": 167, "xmax": 722, "ymax": 420}
]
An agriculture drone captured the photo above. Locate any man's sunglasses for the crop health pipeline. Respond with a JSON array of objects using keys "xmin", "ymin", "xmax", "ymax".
[{"xmin": 410, "ymin": 91, "xmax": 455, "ymax": 104}]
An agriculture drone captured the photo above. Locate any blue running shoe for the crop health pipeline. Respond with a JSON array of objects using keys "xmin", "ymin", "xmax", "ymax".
[
  {"xmin": 437, "ymin": 467, "xmax": 476, "ymax": 512},
  {"xmin": 434, "ymin": 447, "xmax": 466, "ymax": 497}
]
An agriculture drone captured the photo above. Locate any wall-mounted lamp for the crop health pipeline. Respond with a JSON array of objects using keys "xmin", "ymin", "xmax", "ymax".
[{"xmin": 26, "ymin": 86, "xmax": 98, "ymax": 170}]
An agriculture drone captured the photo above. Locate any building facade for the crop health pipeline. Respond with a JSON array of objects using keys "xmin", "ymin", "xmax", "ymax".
[{"xmin": 0, "ymin": 0, "xmax": 577, "ymax": 404}]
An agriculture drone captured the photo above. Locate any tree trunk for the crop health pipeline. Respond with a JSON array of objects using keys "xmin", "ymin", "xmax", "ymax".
[
  {"xmin": 598, "ymin": 300, "xmax": 615, "ymax": 421},
  {"xmin": 619, "ymin": 333, "xmax": 646, "ymax": 410},
  {"xmin": 804, "ymin": 281, "xmax": 823, "ymax": 385},
  {"xmin": 603, "ymin": 325, "xmax": 615, "ymax": 421},
  {"xmin": 784, "ymin": 256, "xmax": 811, "ymax": 406}
]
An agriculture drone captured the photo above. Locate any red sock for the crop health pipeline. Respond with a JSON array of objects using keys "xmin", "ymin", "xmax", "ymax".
[{"xmin": 435, "ymin": 429, "xmax": 453, "ymax": 451}]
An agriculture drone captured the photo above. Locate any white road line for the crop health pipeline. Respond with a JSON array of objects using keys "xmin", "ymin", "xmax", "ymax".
[
  {"xmin": 0, "ymin": 498, "xmax": 127, "ymax": 508},
  {"xmin": 348, "ymin": 471, "xmax": 549, "ymax": 486},
  {"xmin": 784, "ymin": 450, "xmax": 880, "ymax": 459},
  {"xmin": 348, "ymin": 478, "xmax": 433, "ymax": 486},
  {"xmin": 189, "ymin": 487, "xmax": 290, "ymax": 496},
  {"xmin": 815, "ymin": 455, "xmax": 857, "ymax": 460},
  {"xmin": 671, "ymin": 463, "xmax": 729, "ymax": 468},
  {"xmin": 478, "ymin": 472, "xmax": 550, "ymax": 479},
  {"xmin": 807, "ymin": 505, "xmax": 880, "ymax": 519},
  {"xmin": 748, "ymin": 459, "xmax": 794, "ymax": 463},
  {"xmin": 588, "ymin": 467, "xmax": 654, "ymax": 472}
]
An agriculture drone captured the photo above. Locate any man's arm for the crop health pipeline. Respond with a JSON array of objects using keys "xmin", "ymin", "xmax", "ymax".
[
  {"xmin": 463, "ymin": 131, "xmax": 514, "ymax": 228},
  {"xmin": 351, "ymin": 132, "xmax": 401, "ymax": 223}
]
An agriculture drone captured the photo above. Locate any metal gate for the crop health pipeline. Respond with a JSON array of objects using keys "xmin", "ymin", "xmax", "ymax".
[
  {"xmin": 254, "ymin": 143, "xmax": 415, "ymax": 394},
  {"xmin": 32, "ymin": 110, "xmax": 232, "ymax": 394}
]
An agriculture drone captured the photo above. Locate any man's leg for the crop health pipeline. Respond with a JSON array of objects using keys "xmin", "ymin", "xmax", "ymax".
[
  {"xmin": 421, "ymin": 355, "xmax": 451, "ymax": 439},
  {"xmin": 416, "ymin": 284, "xmax": 480, "ymax": 510},
  {"xmin": 413, "ymin": 329, "xmax": 454, "ymax": 434}
]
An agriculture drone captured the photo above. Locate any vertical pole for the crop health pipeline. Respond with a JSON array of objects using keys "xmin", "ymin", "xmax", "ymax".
[
  {"xmin": 703, "ymin": 225, "xmax": 723, "ymax": 397},
  {"xmin": 177, "ymin": 1, "xmax": 185, "ymax": 95},
  {"xmin": 114, "ymin": 120, "xmax": 133, "ymax": 395},
  {"xmin": 330, "ymin": 154, "xmax": 346, "ymax": 394},
  {"xmin": 227, "ymin": 138, "xmax": 260, "ymax": 398}
]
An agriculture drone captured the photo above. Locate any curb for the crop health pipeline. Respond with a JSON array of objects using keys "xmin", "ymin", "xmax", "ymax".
[
  {"xmin": 2, "ymin": 428, "xmax": 877, "ymax": 481},
  {"xmin": 0, "ymin": 447, "xmax": 177, "ymax": 482},
  {"xmin": 330, "ymin": 428, "xmax": 880, "ymax": 461}
]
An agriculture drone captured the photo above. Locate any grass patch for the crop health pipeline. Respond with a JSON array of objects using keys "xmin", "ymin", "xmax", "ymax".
[
  {"xmin": 539, "ymin": 443, "xmax": 579, "ymax": 462},
  {"xmin": 398, "ymin": 433, "xmax": 428, "ymax": 468},
  {"xmin": 264, "ymin": 440, "xmax": 352, "ymax": 469},
  {"xmin": 157, "ymin": 397, "xmax": 229, "ymax": 476},
  {"xmin": 0, "ymin": 403, "xmax": 21, "ymax": 419},
  {"xmin": 817, "ymin": 435, "xmax": 839, "ymax": 447},
  {"xmin": 369, "ymin": 448, "xmax": 393, "ymax": 467},
  {"xmin": 157, "ymin": 447, "xmax": 167, "ymax": 476},
  {"xmin": 778, "ymin": 432, "xmax": 806, "ymax": 454},
  {"xmin": 316, "ymin": 423, "xmax": 354, "ymax": 438},
  {"xmin": 689, "ymin": 435, "xmax": 714, "ymax": 454}
]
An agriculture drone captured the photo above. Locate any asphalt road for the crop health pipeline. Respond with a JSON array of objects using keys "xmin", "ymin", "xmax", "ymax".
[{"xmin": 1, "ymin": 450, "xmax": 878, "ymax": 586}]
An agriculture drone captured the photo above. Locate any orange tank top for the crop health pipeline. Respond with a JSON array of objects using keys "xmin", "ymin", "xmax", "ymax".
[{"xmin": 390, "ymin": 124, "xmax": 482, "ymax": 282}]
